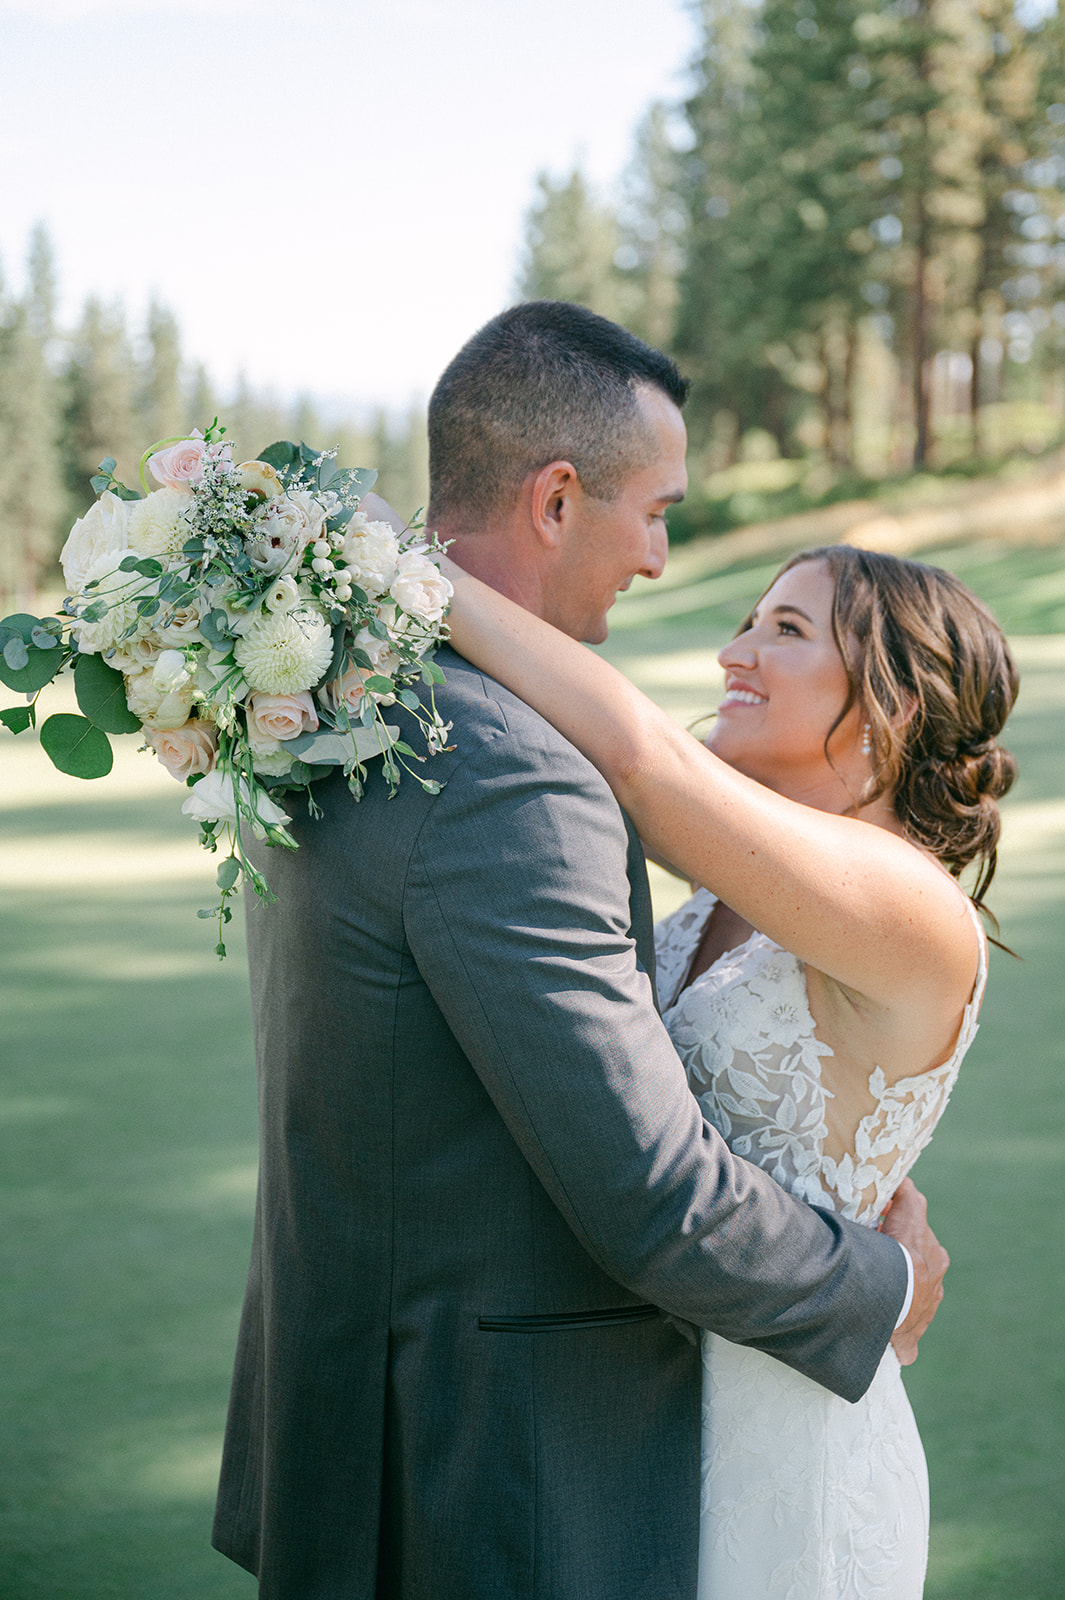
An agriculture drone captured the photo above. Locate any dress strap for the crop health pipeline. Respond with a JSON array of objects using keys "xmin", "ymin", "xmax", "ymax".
[{"xmin": 962, "ymin": 896, "xmax": 989, "ymax": 1015}]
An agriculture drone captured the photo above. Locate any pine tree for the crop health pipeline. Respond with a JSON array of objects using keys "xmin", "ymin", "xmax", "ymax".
[
  {"xmin": 614, "ymin": 104, "xmax": 687, "ymax": 348},
  {"xmin": 140, "ymin": 300, "xmax": 185, "ymax": 447},
  {"xmin": 0, "ymin": 246, "xmax": 65, "ymax": 605},
  {"xmin": 60, "ymin": 298, "xmax": 139, "ymax": 520},
  {"xmin": 518, "ymin": 167, "xmax": 627, "ymax": 320}
]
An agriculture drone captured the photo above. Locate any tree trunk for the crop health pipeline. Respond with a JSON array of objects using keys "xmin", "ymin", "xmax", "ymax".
[
  {"xmin": 969, "ymin": 324, "xmax": 984, "ymax": 460},
  {"xmin": 912, "ymin": 190, "xmax": 932, "ymax": 470}
]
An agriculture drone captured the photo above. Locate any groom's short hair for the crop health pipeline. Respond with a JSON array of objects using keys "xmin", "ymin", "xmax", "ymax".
[{"xmin": 427, "ymin": 300, "xmax": 688, "ymax": 532}]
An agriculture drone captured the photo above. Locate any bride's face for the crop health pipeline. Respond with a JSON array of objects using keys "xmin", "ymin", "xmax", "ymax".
[{"xmin": 706, "ymin": 559, "xmax": 867, "ymax": 800}]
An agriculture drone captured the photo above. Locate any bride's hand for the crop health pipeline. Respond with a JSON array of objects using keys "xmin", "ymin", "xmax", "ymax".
[{"xmin": 881, "ymin": 1178, "xmax": 950, "ymax": 1364}]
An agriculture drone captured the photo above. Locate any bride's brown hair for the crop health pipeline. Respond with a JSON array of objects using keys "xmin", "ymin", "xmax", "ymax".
[{"xmin": 765, "ymin": 545, "xmax": 1019, "ymax": 911}]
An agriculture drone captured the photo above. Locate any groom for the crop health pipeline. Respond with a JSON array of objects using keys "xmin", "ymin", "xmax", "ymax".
[{"xmin": 213, "ymin": 301, "xmax": 946, "ymax": 1599}]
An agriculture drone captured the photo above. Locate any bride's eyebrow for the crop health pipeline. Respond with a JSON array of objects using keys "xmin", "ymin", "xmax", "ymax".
[{"xmin": 773, "ymin": 604, "xmax": 814, "ymax": 624}]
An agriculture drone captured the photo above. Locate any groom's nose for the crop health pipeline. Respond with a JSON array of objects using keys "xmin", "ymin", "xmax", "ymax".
[{"xmin": 640, "ymin": 524, "xmax": 668, "ymax": 582}]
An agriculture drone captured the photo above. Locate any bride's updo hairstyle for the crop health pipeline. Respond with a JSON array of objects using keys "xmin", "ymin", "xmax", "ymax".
[{"xmin": 774, "ymin": 545, "xmax": 1019, "ymax": 909}]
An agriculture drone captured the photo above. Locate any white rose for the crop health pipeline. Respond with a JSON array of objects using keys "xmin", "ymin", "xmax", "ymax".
[
  {"xmin": 125, "ymin": 667, "xmax": 195, "ymax": 730},
  {"xmin": 154, "ymin": 598, "xmax": 206, "ymax": 647},
  {"xmin": 389, "ymin": 550, "xmax": 453, "ymax": 624},
  {"xmin": 60, "ymin": 493, "xmax": 132, "ymax": 594},
  {"xmin": 145, "ymin": 719, "xmax": 218, "ymax": 782},
  {"xmin": 246, "ymin": 690, "xmax": 318, "ymax": 743},
  {"xmin": 108, "ymin": 634, "xmax": 163, "ymax": 674},
  {"xmin": 247, "ymin": 738, "xmax": 297, "ymax": 779},
  {"xmin": 151, "ymin": 649, "xmax": 191, "ymax": 693},
  {"xmin": 181, "ymin": 768, "xmax": 291, "ymax": 832},
  {"xmin": 355, "ymin": 625, "xmax": 400, "ymax": 676},
  {"xmin": 341, "ymin": 518, "xmax": 400, "ymax": 596},
  {"xmin": 126, "ymin": 487, "xmax": 196, "ymax": 558}
]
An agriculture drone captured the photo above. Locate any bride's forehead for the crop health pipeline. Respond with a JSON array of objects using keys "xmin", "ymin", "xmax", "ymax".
[{"xmin": 755, "ymin": 559, "xmax": 835, "ymax": 615}]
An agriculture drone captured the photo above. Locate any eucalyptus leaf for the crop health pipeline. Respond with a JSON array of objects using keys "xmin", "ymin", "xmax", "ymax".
[
  {"xmin": 97, "ymin": 456, "xmax": 117, "ymax": 475},
  {"xmin": 285, "ymin": 725, "xmax": 399, "ymax": 765},
  {"xmin": 199, "ymin": 609, "xmax": 237, "ymax": 649},
  {"xmin": 258, "ymin": 440, "xmax": 299, "ymax": 472},
  {"xmin": 74, "ymin": 652, "xmax": 142, "ymax": 733},
  {"xmin": 0, "ymin": 705, "xmax": 33, "ymax": 734},
  {"xmin": 39, "ymin": 713, "xmax": 113, "ymax": 779},
  {"xmin": 30, "ymin": 627, "xmax": 60, "ymax": 650},
  {"xmin": 216, "ymin": 856, "xmax": 241, "ymax": 892},
  {"xmin": 0, "ymin": 614, "xmax": 67, "ymax": 693}
]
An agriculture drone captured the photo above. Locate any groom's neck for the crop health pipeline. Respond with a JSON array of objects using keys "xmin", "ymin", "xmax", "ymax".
[{"xmin": 443, "ymin": 527, "xmax": 551, "ymax": 625}]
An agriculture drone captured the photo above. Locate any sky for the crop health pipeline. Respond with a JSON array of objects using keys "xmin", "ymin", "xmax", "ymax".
[{"xmin": 0, "ymin": 0, "xmax": 697, "ymax": 412}]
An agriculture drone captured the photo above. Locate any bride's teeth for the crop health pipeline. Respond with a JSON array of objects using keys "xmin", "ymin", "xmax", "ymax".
[{"xmin": 724, "ymin": 690, "xmax": 765, "ymax": 705}]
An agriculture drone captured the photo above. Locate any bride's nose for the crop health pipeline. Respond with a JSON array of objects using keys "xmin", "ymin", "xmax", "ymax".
[{"xmin": 718, "ymin": 630, "xmax": 757, "ymax": 671}]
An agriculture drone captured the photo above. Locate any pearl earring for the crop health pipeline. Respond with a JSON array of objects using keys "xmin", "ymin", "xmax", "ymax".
[{"xmin": 861, "ymin": 723, "xmax": 872, "ymax": 757}]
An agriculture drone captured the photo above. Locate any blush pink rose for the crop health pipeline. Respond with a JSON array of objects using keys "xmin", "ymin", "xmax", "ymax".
[
  {"xmin": 148, "ymin": 439, "xmax": 206, "ymax": 489},
  {"xmin": 146, "ymin": 718, "xmax": 218, "ymax": 782},
  {"xmin": 319, "ymin": 667, "xmax": 370, "ymax": 716},
  {"xmin": 246, "ymin": 690, "xmax": 319, "ymax": 743}
]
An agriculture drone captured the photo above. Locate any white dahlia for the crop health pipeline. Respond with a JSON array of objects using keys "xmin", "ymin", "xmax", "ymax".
[
  {"xmin": 234, "ymin": 606, "xmax": 334, "ymax": 695},
  {"xmin": 126, "ymin": 487, "xmax": 196, "ymax": 558}
]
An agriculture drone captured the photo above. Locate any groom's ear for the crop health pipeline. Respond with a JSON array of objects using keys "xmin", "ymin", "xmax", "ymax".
[{"xmin": 529, "ymin": 460, "xmax": 582, "ymax": 551}]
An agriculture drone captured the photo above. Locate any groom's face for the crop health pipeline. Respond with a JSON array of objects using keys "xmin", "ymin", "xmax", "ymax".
[{"xmin": 549, "ymin": 386, "xmax": 688, "ymax": 644}]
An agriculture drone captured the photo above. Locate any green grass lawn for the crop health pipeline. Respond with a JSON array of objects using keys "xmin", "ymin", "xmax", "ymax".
[{"xmin": 1, "ymin": 532, "xmax": 1062, "ymax": 1598}]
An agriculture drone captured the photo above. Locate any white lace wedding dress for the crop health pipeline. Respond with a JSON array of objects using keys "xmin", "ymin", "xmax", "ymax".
[{"xmin": 655, "ymin": 887, "xmax": 986, "ymax": 1600}]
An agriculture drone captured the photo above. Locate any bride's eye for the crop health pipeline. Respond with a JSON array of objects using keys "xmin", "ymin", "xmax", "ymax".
[{"xmin": 777, "ymin": 619, "xmax": 803, "ymax": 636}]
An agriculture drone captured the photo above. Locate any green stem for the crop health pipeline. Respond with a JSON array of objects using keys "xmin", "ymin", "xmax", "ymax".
[{"xmin": 138, "ymin": 436, "xmax": 190, "ymax": 495}]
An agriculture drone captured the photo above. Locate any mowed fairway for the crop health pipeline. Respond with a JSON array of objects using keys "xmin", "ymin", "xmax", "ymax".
[{"xmin": 1, "ymin": 534, "xmax": 1062, "ymax": 1599}]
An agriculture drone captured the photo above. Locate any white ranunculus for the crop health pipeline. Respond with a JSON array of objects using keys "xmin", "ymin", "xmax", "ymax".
[
  {"xmin": 264, "ymin": 575, "xmax": 301, "ymax": 614},
  {"xmin": 390, "ymin": 550, "xmax": 453, "ymax": 624},
  {"xmin": 181, "ymin": 768, "xmax": 291, "ymax": 830},
  {"xmin": 341, "ymin": 517, "xmax": 399, "ymax": 596},
  {"xmin": 126, "ymin": 486, "xmax": 196, "ymax": 558},
  {"xmin": 234, "ymin": 606, "xmax": 334, "ymax": 695},
  {"xmin": 60, "ymin": 493, "xmax": 133, "ymax": 594}
]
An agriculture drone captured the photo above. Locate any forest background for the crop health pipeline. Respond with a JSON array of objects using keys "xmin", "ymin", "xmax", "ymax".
[{"xmin": 4, "ymin": 0, "xmax": 1065, "ymax": 605}]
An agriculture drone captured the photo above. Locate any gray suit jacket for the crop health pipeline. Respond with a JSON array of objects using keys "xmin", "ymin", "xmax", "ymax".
[{"xmin": 213, "ymin": 648, "xmax": 906, "ymax": 1599}]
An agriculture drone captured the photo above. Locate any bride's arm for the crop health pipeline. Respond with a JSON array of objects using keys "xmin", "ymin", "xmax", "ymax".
[{"xmin": 440, "ymin": 557, "xmax": 979, "ymax": 1015}]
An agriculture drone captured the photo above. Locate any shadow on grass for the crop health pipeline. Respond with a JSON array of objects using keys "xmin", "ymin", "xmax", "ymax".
[{"xmin": 1, "ymin": 887, "xmax": 257, "ymax": 1599}]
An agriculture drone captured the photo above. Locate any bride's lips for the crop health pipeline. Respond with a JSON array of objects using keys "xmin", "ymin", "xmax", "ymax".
[{"xmin": 719, "ymin": 678, "xmax": 767, "ymax": 708}]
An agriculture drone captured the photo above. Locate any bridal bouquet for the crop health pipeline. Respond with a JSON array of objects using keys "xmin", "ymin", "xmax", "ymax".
[{"xmin": 0, "ymin": 423, "xmax": 453, "ymax": 954}]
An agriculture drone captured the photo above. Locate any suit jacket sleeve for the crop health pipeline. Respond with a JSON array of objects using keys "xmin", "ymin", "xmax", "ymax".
[{"xmin": 401, "ymin": 684, "xmax": 907, "ymax": 1403}]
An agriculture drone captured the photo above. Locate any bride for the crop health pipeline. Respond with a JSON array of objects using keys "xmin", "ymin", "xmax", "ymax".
[{"xmin": 433, "ymin": 538, "xmax": 1018, "ymax": 1599}]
